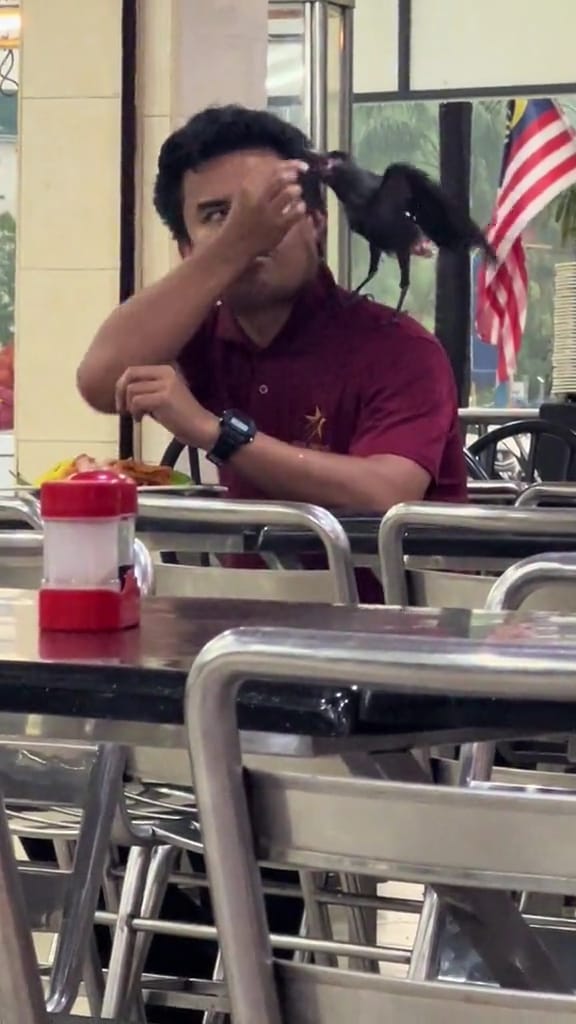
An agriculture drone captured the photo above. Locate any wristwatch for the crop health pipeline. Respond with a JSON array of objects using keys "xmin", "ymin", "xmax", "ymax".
[{"xmin": 207, "ymin": 409, "xmax": 257, "ymax": 467}]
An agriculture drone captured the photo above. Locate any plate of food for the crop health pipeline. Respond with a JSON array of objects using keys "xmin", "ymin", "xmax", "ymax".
[{"xmin": 32, "ymin": 455, "xmax": 227, "ymax": 496}]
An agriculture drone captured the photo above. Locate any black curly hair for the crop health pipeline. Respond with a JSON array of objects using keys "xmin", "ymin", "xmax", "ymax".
[{"xmin": 153, "ymin": 104, "xmax": 324, "ymax": 243}]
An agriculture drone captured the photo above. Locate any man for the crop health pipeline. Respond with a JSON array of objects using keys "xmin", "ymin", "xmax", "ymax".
[
  {"xmin": 77, "ymin": 105, "xmax": 467, "ymax": 512},
  {"xmin": 76, "ymin": 108, "xmax": 466, "ymax": 1020}
]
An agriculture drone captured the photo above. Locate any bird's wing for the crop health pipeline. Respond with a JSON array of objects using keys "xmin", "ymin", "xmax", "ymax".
[
  {"xmin": 387, "ymin": 163, "xmax": 495, "ymax": 258},
  {"xmin": 364, "ymin": 164, "xmax": 413, "ymax": 226}
]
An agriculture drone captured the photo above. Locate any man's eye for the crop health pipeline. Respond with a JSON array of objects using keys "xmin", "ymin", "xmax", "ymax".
[{"xmin": 203, "ymin": 208, "xmax": 228, "ymax": 224}]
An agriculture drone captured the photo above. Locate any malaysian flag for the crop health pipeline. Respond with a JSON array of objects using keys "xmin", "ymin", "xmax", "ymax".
[{"xmin": 476, "ymin": 98, "xmax": 576, "ymax": 383}]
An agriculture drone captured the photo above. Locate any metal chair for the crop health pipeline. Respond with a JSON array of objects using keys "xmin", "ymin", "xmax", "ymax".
[
  {"xmin": 139, "ymin": 498, "xmax": 358, "ymax": 604},
  {"xmin": 468, "ymin": 418, "xmax": 576, "ymax": 482},
  {"xmin": 378, "ymin": 502, "xmax": 576, "ymax": 610},
  {"xmin": 486, "ymin": 551, "xmax": 576, "ymax": 613},
  {"xmin": 101, "ymin": 500, "xmax": 360, "ymax": 1021},
  {"xmin": 516, "ymin": 481, "xmax": 576, "ymax": 507},
  {"xmin": 0, "ymin": 494, "xmax": 42, "ymax": 530},
  {"xmin": 184, "ymin": 625, "xmax": 576, "ymax": 1023},
  {"xmin": 417, "ymin": 552, "xmax": 576, "ymax": 989}
]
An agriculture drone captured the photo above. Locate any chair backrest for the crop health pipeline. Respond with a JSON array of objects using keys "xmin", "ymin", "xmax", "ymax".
[
  {"xmin": 516, "ymin": 481, "xmax": 576, "ymax": 507},
  {"xmin": 139, "ymin": 497, "xmax": 358, "ymax": 604},
  {"xmin": 185, "ymin": 626, "xmax": 576, "ymax": 1024},
  {"xmin": 379, "ymin": 502, "xmax": 576, "ymax": 609},
  {"xmin": 486, "ymin": 552, "xmax": 576, "ymax": 612},
  {"xmin": 468, "ymin": 418, "xmax": 576, "ymax": 482},
  {"xmin": 467, "ymin": 480, "xmax": 525, "ymax": 504},
  {"xmin": 0, "ymin": 531, "xmax": 44, "ymax": 588},
  {"xmin": 154, "ymin": 563, "xmax": 342, "ymax": 603},
  {"xmin": 463, "ymin": 449, "xmax": 489, "ymax": 481},
  {"xmin": 160, "ymin": 435, "xmax": 201, "ymax": 483}
]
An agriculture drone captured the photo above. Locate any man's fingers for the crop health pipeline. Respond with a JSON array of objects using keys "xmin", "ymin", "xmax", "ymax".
[
  {"xmin": 129, "ymin": 395, "xmax": 155, "ymax": 422},
  {"xmin": 124, "ymin": 382, "xmax": 163, "ymax": 419},
  {"xmin": 125, "ymin": 381, "xmax": 161, "ymax": 400},
  {"xmin": 115, "ymin": 365, "xmax": 171, "ymax": 413},
  {"xmin": 121, "ymin": 366, "xmax": 167, "ymax": 383}
]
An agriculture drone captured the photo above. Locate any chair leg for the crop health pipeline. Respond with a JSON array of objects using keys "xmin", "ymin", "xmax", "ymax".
[
  {"xmin": 0, "ymin": 797, "xmax": 48, "ymax": 1024},
  {"xmin": 410, "ymin": 739, "xmax": 495, "ymax": 982},
  {"xmin": 296, "ymin": 871, "xmax": 337, "ymax": 968},
  {"xmin": 101, "ymin": 845, "xmax": 151, "ymax": 1020},
  {"xmin": 409, "ymin": 889, "xmax": 441, "ymax": 979},
  {"xmin": 53, "ymin": 839, "xmax": 104, "ymax": 1018},
  {"xmin": 202, "ymin": 950, "xmax": 227, "ymax": 1024},
  {"xmin": 340, "ymin": 873, "xmax": 379, "ymax": 973},
  {"xmin": 124, "ymin": 844, "xmax": 177, "ymax": 1022},
  {"xmin": 47, "ymin": 744, "xmax": 126, "ymax": 1016}
]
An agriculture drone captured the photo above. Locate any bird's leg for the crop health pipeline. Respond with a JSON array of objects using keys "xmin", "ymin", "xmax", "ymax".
[
  {"xmin": 354, "ymin": 242, "xmax": 381, "ymax": 294},
  {"xmin": 396, "ymin": 250, "xmax": 411, "ymax": 313}
]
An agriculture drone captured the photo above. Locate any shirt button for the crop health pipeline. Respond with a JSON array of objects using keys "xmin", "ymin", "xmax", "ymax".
[{"xmin": 258, "ymin": 384, "xmax": 269, "ymax": 395}]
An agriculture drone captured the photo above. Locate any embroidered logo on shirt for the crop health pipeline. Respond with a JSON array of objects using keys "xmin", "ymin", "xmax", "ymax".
[{"xmin": 303, "ymin": 406, "xmax": 328, "ymax": 450}]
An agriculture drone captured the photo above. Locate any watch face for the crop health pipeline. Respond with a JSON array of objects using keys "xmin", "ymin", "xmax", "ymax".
[
  {"xmin": 229, "ymin": 415, "xmax": 251, "ymax": 435},
  {"xmin": 225, "ymin": 411, "xmax": 255, "ymax": 438}
]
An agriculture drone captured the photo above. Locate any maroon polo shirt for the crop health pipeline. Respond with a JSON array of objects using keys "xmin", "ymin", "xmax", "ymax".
[{"xmin": 178, "ymin": 266, "xmax": 467, "ymax": 503}]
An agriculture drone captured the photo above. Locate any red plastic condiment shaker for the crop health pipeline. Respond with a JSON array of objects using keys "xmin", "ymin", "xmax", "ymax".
[{"xmin": 39, "ymin": 471, "xmax": 140, "ymax": 632}]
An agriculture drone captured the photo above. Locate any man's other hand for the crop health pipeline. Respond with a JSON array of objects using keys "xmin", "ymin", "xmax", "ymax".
[{"xmin": 115, "ymin": 365, "xmax": 218, "ymax": 449}]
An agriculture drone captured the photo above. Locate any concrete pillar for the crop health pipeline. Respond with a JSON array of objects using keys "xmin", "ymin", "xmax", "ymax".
[{"xmin": 15, "ymin": 0, "xmax": 123, "ymax": 480}]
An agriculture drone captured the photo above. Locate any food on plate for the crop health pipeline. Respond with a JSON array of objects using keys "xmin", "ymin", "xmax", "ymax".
[{"xmin": 35, "ymin": 454, "xmax": 191, "ymax": 487}]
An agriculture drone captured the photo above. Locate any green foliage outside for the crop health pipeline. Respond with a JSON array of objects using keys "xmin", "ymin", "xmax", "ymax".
[{"xmin": 352, "ymin": 98, "xmax": 576, "ymax": 406}]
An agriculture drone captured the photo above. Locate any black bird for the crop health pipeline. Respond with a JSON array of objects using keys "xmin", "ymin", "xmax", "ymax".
[{"xmin": 310, "ymin": 151, "xmax": 495, "ymax": 312}]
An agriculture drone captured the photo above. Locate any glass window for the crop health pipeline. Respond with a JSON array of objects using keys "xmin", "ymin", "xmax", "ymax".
[
  {"xmin": 352, "ymin": 96, "xmax": 576, "ymax": 407},
  {"xmin": 267, "ymin": 2, "xmax": 306, "ymax": 130}
]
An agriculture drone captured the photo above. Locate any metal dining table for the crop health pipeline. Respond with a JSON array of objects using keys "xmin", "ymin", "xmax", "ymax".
[
  {"xmin": 0, "ymin": 591, "xmax": 576, "ymax": 781},
  {"xmin": 3, "ymin": 591, "xmax": 576, "ymax": 1001}
]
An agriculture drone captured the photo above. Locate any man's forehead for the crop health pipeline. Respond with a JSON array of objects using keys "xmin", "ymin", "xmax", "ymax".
[{"xmin": 183, "ymin": 148, "xmax": 281, "ymax": 201}]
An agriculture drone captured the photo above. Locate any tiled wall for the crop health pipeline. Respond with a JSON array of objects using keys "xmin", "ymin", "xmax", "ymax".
[{"xmin": 15, "ymin": 0, "xmax": 123, "ymax": 481}]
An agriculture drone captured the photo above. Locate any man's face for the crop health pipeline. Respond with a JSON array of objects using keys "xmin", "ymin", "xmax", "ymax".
[{"xmin": 180, "ymin": 149, "xmax": 324, "ymax": 309}]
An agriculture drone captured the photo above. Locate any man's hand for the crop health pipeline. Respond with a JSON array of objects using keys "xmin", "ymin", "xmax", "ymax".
[
  {"xmin": 115, "ymin": 366, "xmax": 218, "ymax": 449},
  {"xmin": 220, "ymin": 159, "xmax": 309, "ymax": 263}
]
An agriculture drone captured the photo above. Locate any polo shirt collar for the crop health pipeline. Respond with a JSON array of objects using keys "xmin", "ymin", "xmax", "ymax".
[{"xmin": 214, "ymin": 263, "xmax": 339, "ymax": 353}]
